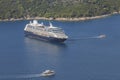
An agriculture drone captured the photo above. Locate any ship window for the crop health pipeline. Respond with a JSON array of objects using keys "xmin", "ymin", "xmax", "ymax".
[
  {"xmin": 47, "ymin": 28, "xmax": 64, "ymax": 33},
  {"xmin": 39, "ymin": 26, "xmax": 44, "ymax": 28},
  {"xmin": 52, "ymin": 28, "xmax": 64, "ymax": 33},
  {"xmin": 48, "ymin": 29, "xmax": 52, "ymax": 32},
  {"xmin": 28, "ymin": 25, "xmax": 33, "ymax": 28}
]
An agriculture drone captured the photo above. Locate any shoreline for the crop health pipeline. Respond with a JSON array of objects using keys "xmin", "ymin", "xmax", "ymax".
[{"xmin": 0, "ymin": 12, "xmax": 120, "ymax": 22}]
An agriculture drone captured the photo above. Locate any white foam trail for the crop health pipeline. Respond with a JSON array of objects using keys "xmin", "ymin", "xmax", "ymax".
[
  {"xmin": 0, "ymin": 74, "xmax": 41, "ymax": 79},
  {"xmin": 90, "ymin": 34, "xmax": 106, "ymax": 39},
  {"xmin": 68, "ymin": 34, "xmax": 106, "ymax": 41}
]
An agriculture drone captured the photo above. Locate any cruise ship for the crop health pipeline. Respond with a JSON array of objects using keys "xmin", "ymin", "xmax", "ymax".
[{"xmin": 24, "ymin": 20, "xmax": 68, "ymax": 42}]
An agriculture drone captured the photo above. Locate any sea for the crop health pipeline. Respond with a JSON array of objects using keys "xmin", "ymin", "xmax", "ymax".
[{"xmin": 0, "ymin": 14, "xmax": 120, "ymax": 80}]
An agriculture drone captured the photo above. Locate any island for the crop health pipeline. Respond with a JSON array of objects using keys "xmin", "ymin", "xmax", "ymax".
[{"xmin": 0, "ymin": 0, "xmax": 120, "ymax": 21}]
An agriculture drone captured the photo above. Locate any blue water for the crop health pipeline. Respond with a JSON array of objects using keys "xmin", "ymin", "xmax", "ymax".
[{"xmin": 0, "ymin": 14, "xmax": 120, "ymax": 80}]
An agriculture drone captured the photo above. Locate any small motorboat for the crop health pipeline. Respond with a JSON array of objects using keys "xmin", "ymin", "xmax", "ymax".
[
  {"xmin": 40, "ymin": 70, "xmax": 55, "ymax": 77},
  {"xmin": 97, "ymin": 34, "xmax": 106, "ymax": 38}
]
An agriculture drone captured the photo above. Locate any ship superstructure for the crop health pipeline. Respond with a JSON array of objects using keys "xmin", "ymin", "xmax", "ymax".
[{"xmin": 24, "ymin": 20, "xmax": 68, "ymax": 42}]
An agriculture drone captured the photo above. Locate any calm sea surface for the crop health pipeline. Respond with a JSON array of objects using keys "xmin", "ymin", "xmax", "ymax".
[{"xmin": 0, "ymin": 15, "xmax": 120, "ymax": 80}]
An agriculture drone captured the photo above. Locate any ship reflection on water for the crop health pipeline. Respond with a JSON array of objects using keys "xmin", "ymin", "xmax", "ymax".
[
  {"xmin": 24, "ymin": 37, "xmax": 67, "ymax": 54},
  {"xmin": 24, "ymin": 37, "xmax": 67, "ymax": 73}
]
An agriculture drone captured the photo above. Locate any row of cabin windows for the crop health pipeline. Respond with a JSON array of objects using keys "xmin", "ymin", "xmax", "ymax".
[
  {"xmin": 27, "ymin": 25, "xmax": 64, "ymax": 33},
  {"xmin": 28, "ymin": 25, "xmax": 45, "ymax": 30}
]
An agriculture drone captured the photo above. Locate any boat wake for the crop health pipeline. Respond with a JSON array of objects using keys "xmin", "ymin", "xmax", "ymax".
[
  {"xmin": 0, "ymin": 74, "xmax": 41, "ymax": 79},
  {"xmin": 91, "ymin": 34, "xmax": 106, "ymax": 39},
  {"xmin": 68, "ymin": 34, "xmax": 106, "ymax": 41}
]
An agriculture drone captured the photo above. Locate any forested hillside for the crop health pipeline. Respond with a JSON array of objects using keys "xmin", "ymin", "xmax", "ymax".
[{"xmin": 0, "ymin": 0, "xmax": 120, "ymax": 20}]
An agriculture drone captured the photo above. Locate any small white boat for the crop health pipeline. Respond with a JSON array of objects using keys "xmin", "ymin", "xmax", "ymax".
[
  {"xmin": 97, "ymin": 34, "xmax": 106, "ymax": 38},
  {"xmin": 40, "ymin": 70, "xmax": 55, "ymax": 77}
]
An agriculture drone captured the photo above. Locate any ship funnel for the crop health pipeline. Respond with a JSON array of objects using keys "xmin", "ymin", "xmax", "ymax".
[
  {"xmin": 33, "ymin": 20, "xmax": 38, "ymax": 24},
  {"xmin": 49, "ymin": 22, "xmax": 53, "ymax": 28},
  {"xmin": 30, "ymin": 21, "xmax": 32, "ymax": 24},
  {"xmin": 40, "ymin": 22, "xmax": 44, "ymax": 26},
  {"xmin": 41, "ymin": 22, "xmax": 43, "ymax": 25}
]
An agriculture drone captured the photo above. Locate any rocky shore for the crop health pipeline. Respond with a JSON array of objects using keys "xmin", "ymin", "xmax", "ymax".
[
  {"xmin": 55, "ymin": 14, "xmax": 110, "ymax": 21},
  {"xmin": 0, "ymin": 12, "xmax": 120, "ymax": 22}
]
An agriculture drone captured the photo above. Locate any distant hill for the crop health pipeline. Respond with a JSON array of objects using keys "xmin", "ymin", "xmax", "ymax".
[{"xmin": 0, "ymin": 0, "xmax": 120, "ymax": 20}]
